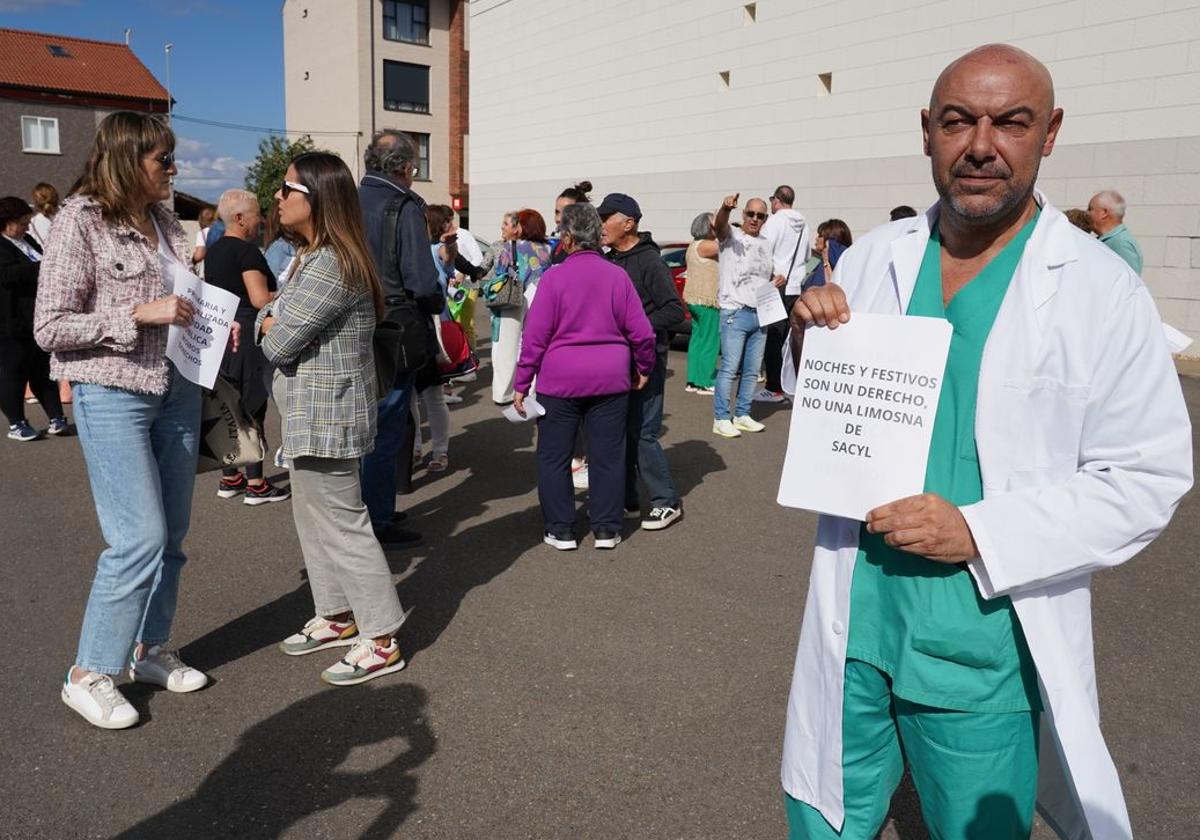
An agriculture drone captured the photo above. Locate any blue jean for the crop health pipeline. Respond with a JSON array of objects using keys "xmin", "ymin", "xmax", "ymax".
[
  {"xmin": 72, "ymin": 365, "xmax": 201, "ymax": 674},
  {"xmin": 714, "ymin": 307, "xmax": 766, "ymax": 420},
  {"xmin": 625, "ymin": 349, "xmax": 680, "ymax": 510},
  {"xmin": 361, "ymin": 371, "xmax": 416, "ymax": 528}
]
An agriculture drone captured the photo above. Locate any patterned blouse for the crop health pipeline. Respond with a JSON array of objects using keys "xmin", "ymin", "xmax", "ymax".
[{"xmin": 494, "ymin": 239, "xmax": 552, "ymax": 290}]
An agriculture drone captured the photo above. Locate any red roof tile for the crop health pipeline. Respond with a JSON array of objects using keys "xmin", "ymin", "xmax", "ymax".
[{"xmin": 0, "ymin": 27, "xmax": 168, "ymax": 103}]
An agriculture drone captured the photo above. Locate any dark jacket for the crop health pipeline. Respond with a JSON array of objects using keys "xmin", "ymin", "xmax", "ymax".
[
  {"xmin": 0, "ymin": 234, "xmax": 42, "ymax": 340},
  {"xmin": 606, "ymin": 231, "xmax": 685, "ymax": 350},
  {"xmin": 358, "ymin": 173, "xmax": 442, "ymax": 313}
]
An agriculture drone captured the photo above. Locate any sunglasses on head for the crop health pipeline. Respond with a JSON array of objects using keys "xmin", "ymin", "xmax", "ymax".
[
  {"xmin": 744, "ymin": 211, "xmax": 767, "ymax": 221},
  {"xmin": 282, "ymin": 180, "xmax": 311, "ymax": 198}
]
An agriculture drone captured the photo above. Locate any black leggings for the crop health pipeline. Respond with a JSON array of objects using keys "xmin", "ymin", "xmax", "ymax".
[{"xmin": 0, "ymin": 336, "xmax": 62, "ymax": 426}]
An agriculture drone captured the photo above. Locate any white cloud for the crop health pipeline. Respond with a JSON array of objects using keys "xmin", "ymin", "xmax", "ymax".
[{"xmin": 173, "ymin": 136, "xmax": 250, "ymax": 202}]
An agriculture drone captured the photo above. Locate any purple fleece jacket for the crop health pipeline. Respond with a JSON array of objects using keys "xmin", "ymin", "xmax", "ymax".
[{"xmin": 514, "ymin": 250, "xmax": 657, "ymax": 398}]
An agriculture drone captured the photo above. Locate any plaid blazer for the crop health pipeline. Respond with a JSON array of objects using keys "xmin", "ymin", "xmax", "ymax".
[{"xmin": 257, "ymin": 247, "xmax": 378, "ymax": 460}]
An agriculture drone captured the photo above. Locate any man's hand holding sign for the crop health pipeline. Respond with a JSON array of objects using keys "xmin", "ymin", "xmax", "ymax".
[{"xmin": 784, "ymin": 282, "xmax": 974, "ymax": 559}]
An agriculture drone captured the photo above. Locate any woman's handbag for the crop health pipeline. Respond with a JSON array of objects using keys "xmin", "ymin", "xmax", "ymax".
[
  {"xmin": 481, "ymin": 242, "xmax": 524, "ymax": 311},
  {"xmin": 196, "ymin": 376, "xmax": 267, "ymax": 474}
]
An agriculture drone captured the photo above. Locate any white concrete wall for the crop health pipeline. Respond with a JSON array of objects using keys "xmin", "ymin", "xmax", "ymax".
[{"xmin": 469, "ymin": 0, "xmax": 1200, "ymax": 343}]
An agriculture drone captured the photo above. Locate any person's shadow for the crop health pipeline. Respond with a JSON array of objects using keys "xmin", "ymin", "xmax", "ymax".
[{"xmin": 115, "ymin": 683, "xmax": 434, "ymax": 839}]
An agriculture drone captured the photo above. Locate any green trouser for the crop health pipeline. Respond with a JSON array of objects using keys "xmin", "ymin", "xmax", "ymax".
[
  {"xmin": 786, "ymin": 660, "xmax": 1039, "ymax": 840},
  {"xmin": 686, "ymin": 304, "xmax": 720, "ymax": 388}
]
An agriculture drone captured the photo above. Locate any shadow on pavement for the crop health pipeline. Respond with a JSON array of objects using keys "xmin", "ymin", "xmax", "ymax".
[{"xmin": 115, "ymin": 683, "xmax": 434, "ymax": 839}]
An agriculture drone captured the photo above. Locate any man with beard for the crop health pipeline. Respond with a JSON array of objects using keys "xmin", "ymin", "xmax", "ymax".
[{"xmin": 780, "ymin": 44, "xmax": 1191, "ymax": 839}]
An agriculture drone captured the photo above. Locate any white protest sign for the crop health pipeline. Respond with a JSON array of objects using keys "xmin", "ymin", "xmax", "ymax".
[
  {"xmin": 1162, "ymin": 322, "xmax": 1193, "ymax": 355},
  {"xmin": 777, "ymin": 312, "xmax": 952, "ymax": 520},
  {"xmin": 165, "ymin": 263, "xmax": 240, "ymax": 389},
  {"xmin": 502, "ymin": 396, "xmax": 546, "ymax": 424},
  {"xmin": 755, "ymin": 282, "xmax": 788, "ymax": 326}
]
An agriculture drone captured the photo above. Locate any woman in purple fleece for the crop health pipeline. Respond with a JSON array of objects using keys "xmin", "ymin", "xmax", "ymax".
[{"xmin": 514, "ymin": 203, "xmax": 657, "ymax": 551}]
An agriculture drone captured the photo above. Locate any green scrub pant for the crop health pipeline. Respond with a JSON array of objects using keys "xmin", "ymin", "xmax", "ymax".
[
  {"xmin": 786, "ymin": 660, "xmax": 1039, "ymax": 840},
  {"xmin": 686, "ymin": 304, "xmax": 720, "ymax": 388}
]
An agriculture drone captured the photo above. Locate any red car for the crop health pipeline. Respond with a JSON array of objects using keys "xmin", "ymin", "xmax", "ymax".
[{"xmin": 659, "ymin": 242, "xmax": 692, "ymax": 342}]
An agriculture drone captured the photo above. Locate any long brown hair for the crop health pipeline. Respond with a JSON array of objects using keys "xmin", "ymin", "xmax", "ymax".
[
  {"xmin": 426, "ymin": 203, "xmax": 454, "ymax": 243},
  {"xmin": 78, "ymin": 111, "xmax": 174, "ymax": 225},
  {"xmin": 290, "ymin": 152, "xmax": 383, "ymax": 316}
]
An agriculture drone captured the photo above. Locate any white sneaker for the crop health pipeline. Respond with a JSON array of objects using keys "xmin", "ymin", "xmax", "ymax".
[
  {"xmin": 572, "ymin": 463, "xmax": 589, "ymax": 490},
  {"xmin": 62, "ymin": 670, "xmax": 139, "ymax": 729},
  {"xmin": 593, "ymin": 530, "xmax": 622, "ymax": 549},
  {"xmin": 543, "ymin": 530, "xmax": 578, "ymax": 550},
  {"xmin": 733, "ymin": 415, "xmax": 766, "ymax": 433},
  {"xmin": 642, "ymin": 506, "xmax": 682, "ymax": 531},
  {"xmin": 713, "ymin": 419, "xmax": 742, "ymax": 438},
  {"xmin": 753, "ymin": 388, "xmax": 787, "ymax": 404},
  {"xmin": 452, "ymin": 371, "xmax": 478, "ymax": 383},
  {"xmin": 129, "ymin": 645, "xmax": 208, "ymax": 693}
]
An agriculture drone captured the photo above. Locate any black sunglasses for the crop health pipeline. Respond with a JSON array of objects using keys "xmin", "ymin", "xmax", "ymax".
[
  {"xmin": 744, "ymin": 211, "xmax": 768, "ymax": 221},
  {"xmin": 282, "ymin": 180, "xmax": 312, "ymax": 199},
  {"xmin": 152, "ymin": 152, "xmax": 175, "ymax": 168}
]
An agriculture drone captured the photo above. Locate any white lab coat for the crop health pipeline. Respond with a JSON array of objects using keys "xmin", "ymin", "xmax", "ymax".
[{"xmin": 780, "ymin": 195, "xmax": 1192, "ymax": 839}]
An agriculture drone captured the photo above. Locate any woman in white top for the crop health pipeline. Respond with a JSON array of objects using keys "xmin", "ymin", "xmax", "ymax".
[
  {"xmin": 28, "ymin": 182, "xmax": 59, "ymax": 249},
  {"xmin": 192, "ymin": 206, "xmax": 216, "ymax": 268}
]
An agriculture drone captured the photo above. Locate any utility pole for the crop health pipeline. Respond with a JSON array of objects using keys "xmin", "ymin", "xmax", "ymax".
[{"xmin": 164, "ymin": 43, "xmax": 173, "ymax": 123}]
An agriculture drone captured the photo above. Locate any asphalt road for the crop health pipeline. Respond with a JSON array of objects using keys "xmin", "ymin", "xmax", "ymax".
[{"xmin": 1, "ymin": 351, "xmax": 1197, "ymax": 840}]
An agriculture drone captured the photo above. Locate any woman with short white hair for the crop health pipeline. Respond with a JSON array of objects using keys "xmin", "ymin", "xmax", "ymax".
[{"xmin": 204, "ymin": 188, "xmax": 288, "ymax": 505}]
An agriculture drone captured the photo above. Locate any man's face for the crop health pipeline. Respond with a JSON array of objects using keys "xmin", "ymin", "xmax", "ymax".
[
  {"xmin": 1086, "ymin": 197, "xmax": 1109, "ymax": 231},
  {"xmin": 742, "ymin": 200, "xmax": 768, "ymax": 236},
  {"xmin": 769, "ymin": 195, "xmax": 781, "ymax": 214},
  {"xmin": 922, "ymin": 52, "xmax": 1062, "ymax": 226},
  {"xmin": 600, "ymin": 212, "xmax": 633, "ymax": 247}
]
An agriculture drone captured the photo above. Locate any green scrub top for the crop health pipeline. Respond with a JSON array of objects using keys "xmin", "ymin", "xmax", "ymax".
[{"xmin": 846, "ymin": 214, "xmax": 1042, "ymax": 714}]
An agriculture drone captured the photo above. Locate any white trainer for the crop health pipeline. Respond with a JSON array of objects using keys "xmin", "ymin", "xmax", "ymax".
[
  {"xmin": 713, "ymin": 419, "xmax": 742, "ymax": 438},
  {"xmin": 62, "ymin": 670, "xmax": 139, "ymax": 730},
  {"xmin": 129, "ymin": 645, "xmax": 208, "ymax": 693},
  {"xmin": 752, "ymin": 388, "xmax": 787, "ymax": 404},
  {"xmin": 733, "ymin": 415, "xmax": 766, "ymax": 433}
]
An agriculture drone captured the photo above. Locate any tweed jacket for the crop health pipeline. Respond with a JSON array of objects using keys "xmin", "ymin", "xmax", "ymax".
[
  {"xmin": 257, "ymin": 247, "xmax": 378, "ymax": 460},
  {"xmin": 34, "ymin": 196, "xmax": 190, "ymax": 395}
]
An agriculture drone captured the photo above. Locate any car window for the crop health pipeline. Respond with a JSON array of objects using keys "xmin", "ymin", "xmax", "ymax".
[{"xmin": 661, "ymin": 248, "xmax": 686, "ymax": 268}]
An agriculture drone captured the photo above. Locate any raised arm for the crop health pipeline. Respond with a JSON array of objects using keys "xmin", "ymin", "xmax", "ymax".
[{"xmin": 712, "ymin": 193, "xmax": 739, "ymax": 242}]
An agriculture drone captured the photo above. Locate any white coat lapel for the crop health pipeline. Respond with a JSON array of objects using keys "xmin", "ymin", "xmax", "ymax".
[{"xmin": 887, "ymin": 210, "xmax": 932, "ymax": 314}]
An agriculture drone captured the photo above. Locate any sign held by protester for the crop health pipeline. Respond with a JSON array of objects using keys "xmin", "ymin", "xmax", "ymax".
[
  {"xmin": 755, "ymin": 282, "xmax": 788, "ymax": 326},
  {"xmin": 165, "ymin": 263, "xmax": 239, "ymax": 389},
  {"xmin": 777, "ymin": 312, "xmax": 952, "ymax": 520}
]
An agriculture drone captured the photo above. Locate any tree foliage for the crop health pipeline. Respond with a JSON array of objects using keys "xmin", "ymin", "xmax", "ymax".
[{"xmin": 243, "ymin": 134, "xmax": 325, "ymax": 212}]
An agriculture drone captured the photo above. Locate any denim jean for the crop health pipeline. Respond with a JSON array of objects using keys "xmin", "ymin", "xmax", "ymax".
[
  {"xmin": 714, "ymin": 307, "xmax": 767, "ymax": 420},
  {"xmin": 361, "ymin": 371, "xmax": 417, "ymax": 528},
  {"xmin": 72, "ymin": 365, "xmax": 201, "ymax": 674},
  {"xmin": 625, "ymin": 349, "xmax": 680, "ymax": 510}
]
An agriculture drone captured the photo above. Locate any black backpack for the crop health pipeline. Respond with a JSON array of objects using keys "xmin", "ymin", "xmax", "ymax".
[{"xmin": 372, "ymin": 193, "xmax": 431, "ymax": 397}]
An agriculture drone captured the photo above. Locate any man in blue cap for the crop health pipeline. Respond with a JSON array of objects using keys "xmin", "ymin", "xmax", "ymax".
[{"xmin": 598, "ymin": 193, "xmax": 686, "ymax": 531}]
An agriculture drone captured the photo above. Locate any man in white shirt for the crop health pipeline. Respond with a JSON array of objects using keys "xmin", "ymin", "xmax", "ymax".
[
  {"xmin": 758, "ymin": 185, "xmax": 809, "ymax": 404},
  {"xmin": 712, "ymin": 194, "xmax": 772, "ymax": 438}
]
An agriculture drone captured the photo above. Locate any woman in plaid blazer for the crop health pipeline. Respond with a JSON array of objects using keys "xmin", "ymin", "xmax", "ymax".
[{"xmin": 257, "ymin": 152, "xmax": 408, "ymax": 687}]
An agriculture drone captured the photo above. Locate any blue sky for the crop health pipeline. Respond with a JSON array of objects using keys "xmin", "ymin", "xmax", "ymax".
[{"xmin": 0, "ymin": 0, "xmax": 286, "ymax": 200}]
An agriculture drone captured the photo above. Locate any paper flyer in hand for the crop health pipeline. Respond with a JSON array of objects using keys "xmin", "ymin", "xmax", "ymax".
[
  {"xmin": 777, "ymin": 312, "xmax": 952, "ymax": 520},
  {"xmin": 165, "ymin": 262, "xmax": 240, "ymax": 389}
]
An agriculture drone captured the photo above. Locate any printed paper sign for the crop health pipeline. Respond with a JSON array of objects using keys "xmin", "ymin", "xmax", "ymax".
[
  {"xmin": 165, "ymin": 263, "xmax": 240, "ymax": 389},
  {"xmin": 502, "ymin": 396, "xmax": 546, "ymax": 424},
  {"xmin": 777, "ymin": 312, "xmax": 952, "ymax": 520},
  {"xmin": 755, "ymin": 282, "xmax": 788, "ymax": 326}
]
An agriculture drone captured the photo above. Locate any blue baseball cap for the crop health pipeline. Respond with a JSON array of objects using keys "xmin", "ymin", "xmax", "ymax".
[{"xmin": 597, "ymin": 193, "xmax": 641, "ymax": 221}]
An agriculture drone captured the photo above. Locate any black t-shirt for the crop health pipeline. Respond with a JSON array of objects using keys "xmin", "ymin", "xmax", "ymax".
[{"xmin": 204, "ymin": 235, "xmax": 276, "ymax": 319}]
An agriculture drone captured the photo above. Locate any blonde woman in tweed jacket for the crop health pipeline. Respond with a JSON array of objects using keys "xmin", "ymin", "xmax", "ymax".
[
  {"xmin": 35, "ymin": 112, "xmax": 221, "ymax": 730},
  {"xmin": 257, "ymin": 152, "xmax": 408, "ymax": 687}
]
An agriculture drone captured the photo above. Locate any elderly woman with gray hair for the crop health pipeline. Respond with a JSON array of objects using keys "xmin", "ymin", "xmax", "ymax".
[
  {"xmin": 683, "ymin": 211, "xmax": 720, "ymax": 395},
  {"xmin": 513, "ymin": 203, "xmax": 656, "ymax": 551}
]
